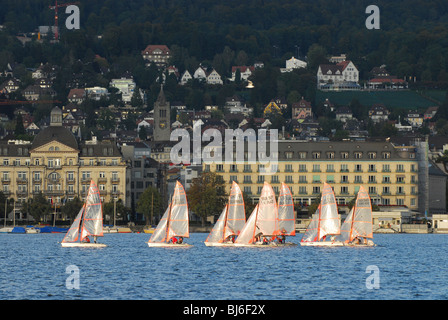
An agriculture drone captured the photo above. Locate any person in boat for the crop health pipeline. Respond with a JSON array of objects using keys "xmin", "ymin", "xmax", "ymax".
[
  {"xmin": 178, "ymin": 237, "xmax": 183, "ymax": 244},
  {"xmin": 262, "ymin": 237, "xmax": 269, "ymax": 245},
  {"xmin": 93, "ymin": 236, "xmax": 97, "ymax": 243},
  {"xmin": 169, "ymin": 237, "xmax": 178, "ymax": 244},
  {"xmin": 82, "ymin": 237, "xmax": 90, "ymax": 243},
  {"xmin": 278, "ymin": 235, "xmax": 285, "ymax": 244}
]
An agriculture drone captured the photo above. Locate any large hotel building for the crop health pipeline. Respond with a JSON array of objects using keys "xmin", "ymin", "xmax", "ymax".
[
  {"xmin": 0, "ymin": 107, "xmax": 128, "ymax": 221},
  {"xmin": 204, "ymin": 140, "xmax": 420, "ymax": 213}
]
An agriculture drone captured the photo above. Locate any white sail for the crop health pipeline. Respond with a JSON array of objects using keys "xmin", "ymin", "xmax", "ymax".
[
  {"xmin": 301, "ymin": 209, "xmax": 320, "ymax": 242},
  {"xmin": 80, "ymin": 180, "xmax": 104, "ymax": 241},
  {"xmin": 339, "ymin": 186, "xmax": 373, "ymax": 243},
  {"xmin": 148, "ymin": 205, "xmax": 170, "ymax": 243},
  {"xmin": 167, "ymin": 181, "xmax": 189, "ymax": 239},
  {"xmin": 235, "ymin": 204, "xmax": 259, "ymax": 245},
  {"xmin": 61, "ymin": 205, "xmax": 84, "ymax": 243},
  {"xmin": 257, "ymin": 182, "xmax": 279, "ymax": 236},
  {"xmin": 205, "ymin": 182, "xmax": 246, "ymax": 244},
  {"xmin": 318, "ymin": 182, "xmax": 340, "ymax": 240},
  {"xmin": 225, "ymin": 182, "xmax": 246, "ymax": 237},
  {"xmin": 205, "ymin": 206, "xmax": 228, "ymax": 243},
  {"xmin": 148, "ymin": 181, "xmax": 189, "ymax": 244},
  {"xmin": 278, "ymin": 182, "xmax": 295, "ymax": 236}
]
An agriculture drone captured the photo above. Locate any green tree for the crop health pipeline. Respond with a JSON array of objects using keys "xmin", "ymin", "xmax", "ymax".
[
  {"xmin": 25, "ymin": 193, "xmax": 51, "ymax": 223},
  {"xmin": 103, "ymin": 199, "xmax": 130, "ymax": 226},
  {"xmin": 187, "ymin": 172, "xmax": 227, "ymax": 227},
  {"xmin": 60, "ymin": 197, "xmax": 83, "ymax": 221},
  {"xmin": 136, "ymin": 186, "xmax": 163, "ymax": 225}
]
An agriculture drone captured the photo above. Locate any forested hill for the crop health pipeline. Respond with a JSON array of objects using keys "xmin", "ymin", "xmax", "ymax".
[{"xmin": 1, "ymin": 0, "xmax": 448, "ymax": 77}]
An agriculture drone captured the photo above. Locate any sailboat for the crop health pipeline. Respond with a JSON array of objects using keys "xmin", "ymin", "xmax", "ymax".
[
  {"xmin": 300, "ymin": 182, "xmax": 343, "ymax": 246},
  {"xmin": 277, "ymin": 182, "xmax": 297, "ymax": 246},
  {"xmin": 338, "ymin": 186, "xmax": 375, "ymax": 247},
  {"xmin": 61, "ymin": 180, "xmax": 106, "ymax": 247},
  {"xmin": 147, "ymin": 181, "xmax": 191, "ymax": 247},
  {"xmin": 204, "ymin": 181, "xmax": 246, "ymax": 246},
  {"xmin": 234, "ymin": 182, "xmax": 280, "ymax": 247}
]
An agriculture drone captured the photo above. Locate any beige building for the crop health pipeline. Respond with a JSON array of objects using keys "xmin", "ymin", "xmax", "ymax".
[
  {"xmin": 204, "ymin": 140, "xmax": 419, "ymax": 213},
  {"xmin": 0, "ymin": 107, "xmax": 128, "ymax": 222}
]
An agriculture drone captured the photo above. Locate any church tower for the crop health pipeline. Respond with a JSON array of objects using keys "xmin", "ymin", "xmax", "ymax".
[{"xmin": 153, "ymin": 85, "xmax": 171, "ymax": 141}]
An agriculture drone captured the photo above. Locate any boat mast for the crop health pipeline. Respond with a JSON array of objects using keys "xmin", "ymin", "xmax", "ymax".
[
  {"xmin": 164, "ymin": 194, "xmax": 174, "ymax": 243},
  {"xmin": 221, "ymin": 204, "xmax": 229, "ymax": 242},
  {"xmin": 251, "ymin": 204, "xmax": 259, "ymax": 243}
]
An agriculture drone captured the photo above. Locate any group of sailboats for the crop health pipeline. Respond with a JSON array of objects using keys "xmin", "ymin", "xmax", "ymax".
[
  {"xmin": 300, "ymin": 182, "xmax": 375, "ymax": 247},
  {"xmin": 59, "ymin": 179, "xmax": 374, "ymax": 248}
]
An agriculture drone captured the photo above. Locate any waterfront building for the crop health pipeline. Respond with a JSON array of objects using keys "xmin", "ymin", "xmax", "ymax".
[
  {"xmin": 0, "ymin": 107, "xmax": 128, "ymax": 222},
  {"xmin": 203, "ymin": 140, "xmax": 419, "ymax": 213}
]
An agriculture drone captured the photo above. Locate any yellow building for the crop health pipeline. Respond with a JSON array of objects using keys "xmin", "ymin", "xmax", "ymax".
[
  {"xmin": 204, "ymin": 140, "xmax": 419, "ymax": 212},
  {"xmin": 0, "ymin": 107, "xmax": 128, "ymax": 222}
]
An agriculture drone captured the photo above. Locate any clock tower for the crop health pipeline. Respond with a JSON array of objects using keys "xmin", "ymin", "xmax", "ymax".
[{"xmin": 153, "ymin": 85, "xmax": 171, "ymax": 141}]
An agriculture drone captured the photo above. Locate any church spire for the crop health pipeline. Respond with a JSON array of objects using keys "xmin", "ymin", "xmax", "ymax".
[{"xmin": 156, "ymin": 84, "xmax": 166, "ymax": 104}]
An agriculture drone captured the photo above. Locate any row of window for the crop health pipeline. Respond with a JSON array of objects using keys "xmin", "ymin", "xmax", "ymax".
[
  {"xmin": 0, "ymin": 158, "xmax": 121, "ymax": 166},
  {"xmin": 2, "ymin": 183, "xmax": 120, "ymax": 194},
  {"xmin": 213, "ymin": 163, "xmax": 416, "ymax": 173},
  {"xmin": 1, "ymin": 171, "xmax": 120, "ymax": 181},
  {"xmin": 240, "ymin": 185, "xmax": 415, "ymax": 197},
  {"xmin": 231, "ymin": 174, "xmax": 417, "ymax": 184}
]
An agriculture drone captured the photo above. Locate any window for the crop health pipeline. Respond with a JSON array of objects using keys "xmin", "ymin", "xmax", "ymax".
[
  {"xmin": 243, "ymin": 186, "xmax": 252, "ymax": 194},
  {"xmin": 354, "ymin": 175, "xmax": 362, "ymax": 183},
  {"xmin": 341, "ymin": 152, "xmax": 349, "ymax": 159},
  {"xmin": 397, "ymin": 176, "xmax": 405, "ymax": 183},
  {"xmin": 354, "ymin": 164, "xmax": 362, "ymax": 172},
  {"xmin": 340, "ymin": 186, "xmax": 349, "ymax": 194},
  {"xmin": 368, "ymin": 152, "xmax": 377, "ymax": 159},
  {"xmin": 326, "ymin": 164, "xmax": 334, "ymax": 172},
  {"xmin": 67, "ymin": 172, "xmax": 74, "ymax": 181},
  {"xmin": 368, "ymin": 175, "xmax": 376, "ymax": 183},
  {"xmin": 257, "ymin": 176, "xmax": 264, "ymax": 183},
  {"xmin": 285, "ymin": 175, "xmax": 293, "ymax": 183},
  {"xmin": 341, "ymin": 175, "xmax": 348, "ymax": 183},
  {"xmin": 397, "ymin": 164, "xmax": 404, "ymax": 172},
  {"xmin": 298, "ymin": 176, "xmax": 307, "ymax": 183},
  {"xmin": 285, "ymin": 151, "xmax": 293, "ymax": 159},
  {"xmin": 285, "ymin": 164, "xmax": 293, "ymax": 172},
  {"xmin": 312, "ymin": 186, "xmax": 320, "ymax": 194},
  {"xmin": 216, "ymin": 164, "xmax": 223, "ymax": 172},
  {"xmin": 354, "ymin": 152, "xmax": 363, "ymax": 159},
  {"xmin": 326, "ymin": 152, "xmax": 334, "ymax": 159},
  {"xmin": 298, "ymin": 152, "xmax": 307, "ymax": 159},
  {"xmin": 312, "ymin": 164, "xmax": 321, "ymax": 172},
  {"xmin": 298, "ymin": 164, "xmax": 307, "ymax": 172},
  {"xmin": 312, "ymin": 175, "xmax": 321, "ymax": 183},
  {"xmin": 383, "ymin": 176, "xmax": 390, "ymax": 183},
  {"xmin": 112, "ymin": 172, "xmax": 119, "ymax": 181},
  {"xmin": 299, "ymin": 186, "xmax": 307, "ymax": 194},
  {"xmin": 326, "ymin": 175, "xmax": 334, "ymax": 183},
  {"xmin": 243, "ymin": 176, "xmax": 252, "ymax": 183},
  {"xmin": 368, "ymin": 164, "xmax": 376, "ymax": 172},
  {"xmin": 382, "ymin": 164, "xmax": 390, "ymax": 172},
  {"xmin": 383, "ymin": 186, "xmax": 390, "ymax": 194},
  {"xmin": 312, "ymin": 152, "xmax": 321, "ymax": 159},
  {"xmin": 340, "ymin": 164, "xmax": 349, "ymax": 172},
  {"xmin": 369, "ymin": 186, "xmax": 377, "ymax": 194},
  {"xmin": 271, "ymin": 176, "xmax": 279, "ymax": 183},
  {"xmin": 382, "ymin": 152, "xmax": 391, "ymax": 159},
  {"xmin": 243, "ymin": 164, "xmax": 252, "ymax": 172}
]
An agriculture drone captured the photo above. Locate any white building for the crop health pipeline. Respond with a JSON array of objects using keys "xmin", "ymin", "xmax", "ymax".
[
  {"xmin": 180, "ymin": 70, "xmax": 193, "ymax": 85},
  {"xmin": 110, "ymin": 75, "xmax": 136, "ymax": 103},
  {"xmin": 317, "ymin": 60, "xmax": 360, "ymax": 90},
  {"xmin": 230, "ymin": 66, "xmax": 255, "ymax": 82},
  {"xmin": 281, "ymin": 57, "xmax": 307, "ymax": 73}
]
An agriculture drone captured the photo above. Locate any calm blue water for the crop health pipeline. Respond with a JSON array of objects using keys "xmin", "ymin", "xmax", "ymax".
[{"xmin": 0, "ymin": 232, "xmax": 447, "ymax": 300}]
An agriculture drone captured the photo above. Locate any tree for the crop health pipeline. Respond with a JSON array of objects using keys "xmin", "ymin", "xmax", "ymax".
[
  {"xmin": 130, "ymin": 86, "xmax": 144, "ymax": 109},
  {"xmin": 60, "ymin": 197, "xmax": 83, "ymax": 221},
  {"xmin": 136, "ymin": 186, "xmax": 163, "ymax": 225},
  {"xmin": 103, "ymin": 199, "xmax": 131, "ymax": 225},
  {"xmin": 24, "ymin": 193, "xmax": 51, "ymax": 223},
  {"xmin": 187, "ymin": 172, "xmax": 227, "ymax": 227}
]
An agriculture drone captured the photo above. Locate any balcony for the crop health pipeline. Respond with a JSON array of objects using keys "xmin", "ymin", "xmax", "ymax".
[
  {"xmin": 44, "ymin": 190, "xmax": 65, "ymax": 196},
  {"xmin": 98, "ymin": 177, "xmax": 107, "ymax": 183},
  {"xmin": 1, "ymin": 178, "xmax": 10, "ymax": 184},
  {"xmin": 111, "ymin": 178, "xmax": 120, "ymax": 184},
  {"xmin": 16, "ymin": 178, "xmax": 28, "ymax": 184}
]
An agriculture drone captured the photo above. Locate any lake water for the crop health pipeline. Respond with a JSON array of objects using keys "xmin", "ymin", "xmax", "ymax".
[{"xmin": 1, "ymin": 232, "xmax": 447, "ymax": 300}]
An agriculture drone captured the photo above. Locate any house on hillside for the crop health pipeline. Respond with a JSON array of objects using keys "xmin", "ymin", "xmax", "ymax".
[
  {"xmin": 369, "ymin": 104, "xmax": 390, "ymax": 123},
  {"xmin": 367, "ymin": 66, "xmax": 407, "ymax": 89},
  {"xmin": 67, "ymin": 88, "xmax": 86, "ymax": 104},
  {"xmin": 180, "ymin": 70, "xmax": 193, "ymax": 85},
  {"xmin": 292, "ymin": 97, "xmax": 312, "ymax": 119},
  {"xmin": 424, "ymin": 106, "xmax": 439, "ymax": 120},
  {"xmin": 141, "ymin": 45, "xmax": 171, "ymax": 68},
  {"xmin": 230, "ymin": 66, "xmax": 255, "ymax": 82},
  {"xmin": 335, "ymin": 106, "xmax": 353, "ymax": 123},
  {"xmin": 405, "ymin": 110, "xmax": 424, "ymax": 128},
  {"xmin": 317, "ymin": 60, "xmax": 360, "ymax": 90},
  {"xmin": 281, "ymin": 57, "xmax": 307, "ymax": 73}
]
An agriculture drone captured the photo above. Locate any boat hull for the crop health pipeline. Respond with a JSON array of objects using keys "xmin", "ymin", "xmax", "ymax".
[
  {"xmin": 300, "ymin": 241, "xmax": 344, "ymax": 247},
  {"xmin": 147, "ymin": 242, "xmax": 192, "ymax": 248},
  {"xmin": 61, "ymin": 242, "xmax": 107, "ymax": 248},
  {"xmin": 204, "ymin": 242, "xmax": 235, "ymax": 247}
]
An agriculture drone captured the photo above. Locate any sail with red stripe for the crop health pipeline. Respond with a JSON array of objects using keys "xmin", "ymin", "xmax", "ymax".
[
  {"xmin": 257, "ymin": 182, "xmax": 279, "ymax": 236},
  {"xmin": 278, "ymin": 182, "xmax": 296, "ymax": 236},
  {"xmin": 62, "ymin": 180, "xmax": 104, "ymax": 244},
  {"xmin": 205, "ymin": 182, "xmax": 246, "ymax": 244},
  {"xmin": 339, "ymin": 186, "xmax": 373, "ymax": 243},
  {"xmin": 301, "ymin": 183, "xmax": 340, "ymax": 242},
  {"xmin": 148, "ymin": 181, "xmax": 189, "ymax": 243}
]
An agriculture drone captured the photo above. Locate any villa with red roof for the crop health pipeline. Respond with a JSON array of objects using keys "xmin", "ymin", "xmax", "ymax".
[
  {"xmin": 317, "ymin": 60, "xmax": 360, "ymax": 90},
  {"xmin": 141, "ymin": 45, "xmax": 171, "ymax": 68}
]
